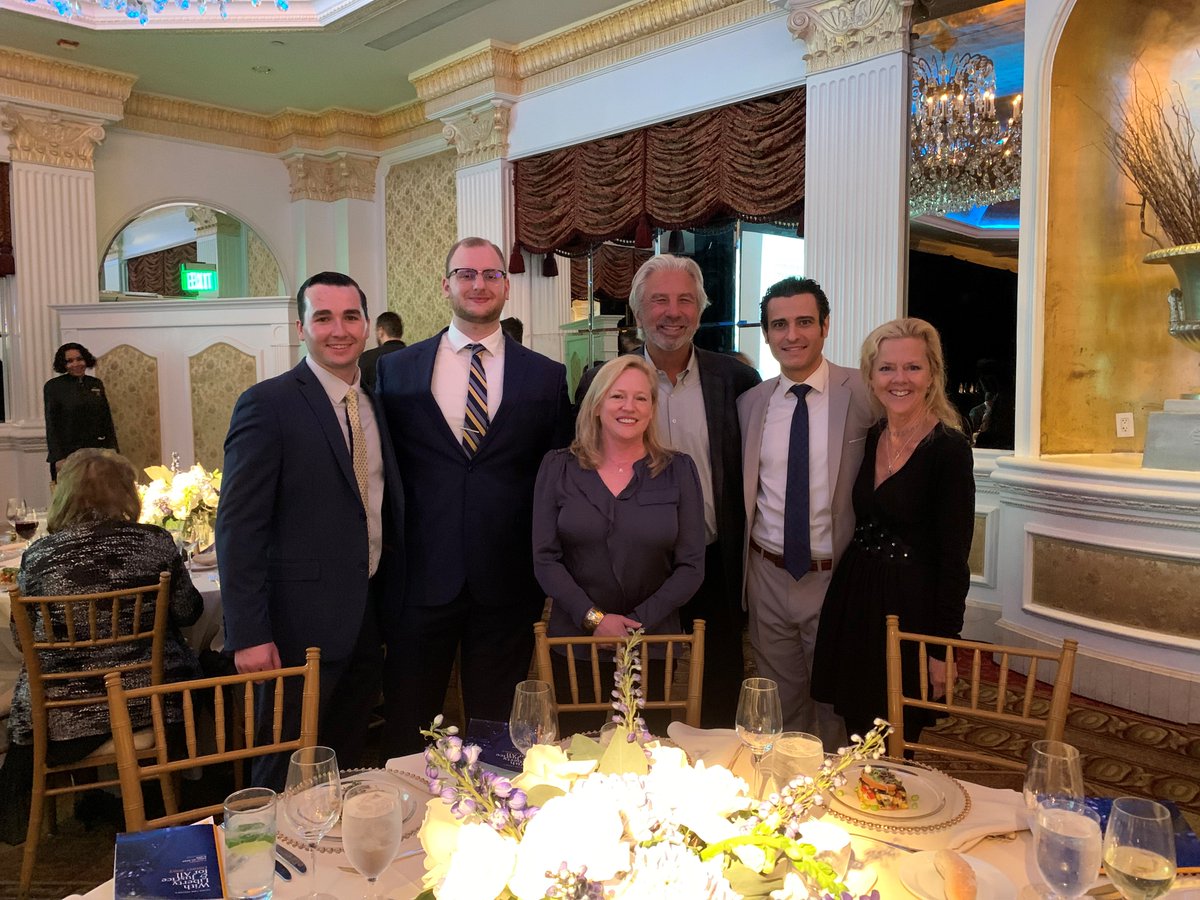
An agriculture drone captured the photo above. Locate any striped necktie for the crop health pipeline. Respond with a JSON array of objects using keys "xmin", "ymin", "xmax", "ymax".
[
  {"xmin": 462, "ymin": 343, "xmax": 489, "ymax": 455},
  {"xmin": 345, "ymin": 387, "xmax": 369, "ymax": 509}
]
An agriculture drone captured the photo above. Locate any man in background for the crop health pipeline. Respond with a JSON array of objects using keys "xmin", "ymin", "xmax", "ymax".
[
  {"xmin": 375, "ymin": 237, "xmax": 572, "ymax": 754},
  {"xmin": 358, "ymin": 310, "xmax": 406, "ymax": 394}
]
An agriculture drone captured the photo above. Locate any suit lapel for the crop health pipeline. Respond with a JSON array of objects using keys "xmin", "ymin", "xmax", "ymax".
[
  {"xmin": 696, "ymin": 349, "xmax": 725, "ymax": 495},
  {"xmin": 412, "ymin": 333, "xmax": 464, "ymax": 454},
  {"xmin": 294, "ymin": 364, "xmax": 358, "ymax": 496},
  {"xmin": 743, "ymin": 378, "xmax": 775, "ymax": 519},
  {"xmin": 472, "ymin": 336, "xmax": 526, "ymax": 459},
  {"xmin": 826, "ymin": 364, "xmax": 851, "ymax": 491}
]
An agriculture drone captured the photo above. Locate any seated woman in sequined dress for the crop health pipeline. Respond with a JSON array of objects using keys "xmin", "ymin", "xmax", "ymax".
[
  {"xmin": 0, "ymin": 448, "xmax": 201, "ymax": 839},
  {"xmin": 810, "ymin": 318, "xmax": 975, "ymax": 742}
]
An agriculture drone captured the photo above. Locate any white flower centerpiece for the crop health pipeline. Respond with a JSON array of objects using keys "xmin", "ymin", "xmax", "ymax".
[
  {"xmin": 137, "ymin": 453, "xmax": 221, "ymax": 552},
  {"xmin": 415, "ymin": 630, "xmax": 891, "ymax": 900}
]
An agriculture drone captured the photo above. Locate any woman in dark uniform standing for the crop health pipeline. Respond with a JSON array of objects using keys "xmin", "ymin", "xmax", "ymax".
[{"xmin": 43, "ymin": 343, "xmax": 118, "ymax": 481}]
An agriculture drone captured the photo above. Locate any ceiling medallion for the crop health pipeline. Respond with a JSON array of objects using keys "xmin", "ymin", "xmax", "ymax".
[
  {"xmin": 29, "ymin": 0, "xmax": 288, "ymax": 25},
  {"xmin": 909, "ymin": 51, "xmax": 1022, "ymax": 218}
]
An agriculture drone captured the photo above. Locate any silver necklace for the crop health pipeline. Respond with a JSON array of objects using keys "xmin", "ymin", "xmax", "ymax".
[{"xmin": 886, "ymin": 420, "xmax": 924, "ymax": 474}]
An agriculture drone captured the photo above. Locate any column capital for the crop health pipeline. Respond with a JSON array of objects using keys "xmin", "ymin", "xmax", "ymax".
[
  {"xmin": 771, "ymin": 0, "xmax": 913, "ymax": 74},
  {"xmin": 441, "ymin": 100, "xmax": 513, "ymax": 170},
  {"xmin": 0, "ymin": 104, "xmax": 106, "ymax": 171},
  {"xmin": 282, "ymin": 151, "xmax": 379, "ymax": 202}
]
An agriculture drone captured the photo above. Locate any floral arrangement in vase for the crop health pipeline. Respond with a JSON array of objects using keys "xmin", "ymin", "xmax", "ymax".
[
  {"xmin": 137, "ymin": 453, "xmax": 221, "ymax": 552},
  {"xmin": 415, "ymin": 629, "xmax": 891, "ymax": 900}
]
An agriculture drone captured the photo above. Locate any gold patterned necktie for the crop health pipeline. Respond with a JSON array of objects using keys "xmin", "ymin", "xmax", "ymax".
[
  {"xmin": 345, "ymin": 387, "xmax": 369, "ymax": 509},
  {"xmin": 462, "ymin": 343, "xmax": 489, "ymax": 455}
]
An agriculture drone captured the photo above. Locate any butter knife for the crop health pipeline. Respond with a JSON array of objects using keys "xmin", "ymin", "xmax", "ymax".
[
  {"xmin": 274, "ymin": 860, "xmax": 292, "ymax": 881},
  {"xmin": 276, "ymin": 843, "xmax": 308, "ymax": 874}
]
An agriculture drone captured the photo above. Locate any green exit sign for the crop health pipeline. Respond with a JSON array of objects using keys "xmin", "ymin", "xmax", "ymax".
[{"xmin": 181, "ymin": 267, "xmax": 217, "ymax": 293}]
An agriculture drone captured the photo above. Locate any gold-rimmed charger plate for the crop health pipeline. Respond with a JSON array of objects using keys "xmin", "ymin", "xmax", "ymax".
[
  {"xmin": 277, "ymin": 768, "xmax": 417, "ymax": 855},
  {"xmin": 826, "ymin": 757, "xmax": 971, "ymax": 834}
]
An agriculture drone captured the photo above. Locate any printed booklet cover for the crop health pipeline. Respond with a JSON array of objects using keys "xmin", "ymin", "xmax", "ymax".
[{"xmin": 114, "ymin": 823, "xmax": 226, "ymax": 899}]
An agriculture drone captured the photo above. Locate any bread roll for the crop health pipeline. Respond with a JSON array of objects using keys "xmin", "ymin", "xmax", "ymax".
[{"xmin": 933, "ymin": 849, "xmax": 977, "ymax": 900}]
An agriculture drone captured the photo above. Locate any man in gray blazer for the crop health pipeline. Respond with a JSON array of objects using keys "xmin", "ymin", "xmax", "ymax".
[{"xmin": 737, "ymin": 277, "xmax": 872, "ymax": 748}]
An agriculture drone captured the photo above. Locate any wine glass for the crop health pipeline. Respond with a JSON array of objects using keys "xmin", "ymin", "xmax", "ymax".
[
  {"xmin": 1102, "ymin": 797, "xmax": 1177, "ymax": 899},
  {"xmin": 1035, "ymin": 797, "xmax": 1103, "ymax": 898},
  {"xmin": 6, "ymin": 498, "xmax": 25, "ymax": 536},
  {"xmin": 341, "ymin": 780, "xmax": 406, "ymax": 900},
  {"xmin": 735, "ymin": 677, "xmax": 783, "ymax": 796},
  {"xmin": 9, "ymin": 500, "xmax": 36, "ymax": 541},
  {"xmin": 1025, "ymin": 740, "xmax": 1085, "ymax": 823},
  {"xmin": 509, "ymin": 680, "xmax": 557, "ymax": 756},
  {"xmin": 283, "ymin": 746, "xmax": 342, "ymax": 900}
]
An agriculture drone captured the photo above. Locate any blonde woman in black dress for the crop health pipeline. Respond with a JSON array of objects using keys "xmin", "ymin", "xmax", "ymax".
[{"xmin": 811, "ymin": 318, "xmax": 974, "ymax": 741}]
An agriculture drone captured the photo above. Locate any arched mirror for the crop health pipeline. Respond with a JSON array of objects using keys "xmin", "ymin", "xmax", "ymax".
[{"xmin": 100, "ymin": 203, "xmax": 285, "ymax": 299}]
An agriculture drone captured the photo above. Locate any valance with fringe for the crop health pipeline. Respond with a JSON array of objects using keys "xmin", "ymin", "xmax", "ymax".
[{"xmin": 511, "ymin": 87, "xmax": 805, "ymax": 271}]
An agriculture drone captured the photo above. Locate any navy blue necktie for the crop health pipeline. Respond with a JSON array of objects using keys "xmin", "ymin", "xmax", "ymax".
[
  {"xmin": 462, "ymin": 343, "xmax": 489, "ymax": 456},
  {"xmin": 784, "ymin": 383, "xmax": 813, "ymax": 580}
]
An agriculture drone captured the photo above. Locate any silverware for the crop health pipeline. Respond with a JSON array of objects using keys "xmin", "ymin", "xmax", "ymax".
[
  {"xmin": 276, "ymin": 843, "xmax": 308, "ymax": 873},
  {"xmin": 274, "ymin": 860, "xmax": 292, "ymax": 881},
  {"xmin": 850, "ymin": 832, "xmax": 919, "ymax": 853}
]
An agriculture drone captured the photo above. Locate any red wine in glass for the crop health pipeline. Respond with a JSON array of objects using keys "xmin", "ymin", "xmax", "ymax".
[{"xmin": 14, "ymin": 517, "xmax": 37, "ymax": 540}]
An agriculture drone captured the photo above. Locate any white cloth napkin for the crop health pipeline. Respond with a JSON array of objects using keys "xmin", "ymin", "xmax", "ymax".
[
  {"xmin": 944, "ymin": 781, "xmax": 1028, "ymax": 851},
  {"xmin": 190, "ymin": 548, "xmax": 217, "ymax": 569},
  {"xmin": 666, "ymin": 723, "xmax": 742, "ymax": 769},
  {"xmin": 0, "ymin": 541, "xmax": 27, "ymax": 564}
]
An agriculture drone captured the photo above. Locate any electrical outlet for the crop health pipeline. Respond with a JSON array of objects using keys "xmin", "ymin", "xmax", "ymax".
[{"xmin": 1116, "ymin": 412, "xmax": 1134, "ymax": 438}]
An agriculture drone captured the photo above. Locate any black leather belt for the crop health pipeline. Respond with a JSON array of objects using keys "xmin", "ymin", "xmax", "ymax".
[{"xmin": 749, "ymin": 538, "xmax": 833, "ymax": 573}]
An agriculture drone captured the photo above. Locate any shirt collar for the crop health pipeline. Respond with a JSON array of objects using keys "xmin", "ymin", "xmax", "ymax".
[
  {"xmin": 642, "ymin": 344, "xmax": 698, "ymax": 380},
  {"xmin": 447, "ymin": 321, "xmax": 505, "ymax": 356},
  {"xmin": 778, "ymin": 357, "xmax": 829, "ymax": 395},
  {"xmin": 305, "ymin": 354, "xmax": 361, "ymax": 404}
]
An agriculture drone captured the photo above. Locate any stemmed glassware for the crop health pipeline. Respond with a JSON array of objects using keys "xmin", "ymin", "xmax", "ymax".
[
  {"xmin": 1035, "ymin": 797, "xmax": 1103, "ymax": 898},
  {"xmin": 6, "ymin": 498, "xmax": 25, "ymax": 537},
  {"xmin": 283, "ymin": 746, "xmax": 342, "ymax": 900},
  {"xmin": 735, "ymin": 677, "xmax": 783, "ymax": 797},
  {"xmin": 8, "ymin": 500, "xmax": 37, "ymax": 541},
  {"xmin": 1102, "ymin": 797, "xmax": 1177, "ymax": 899},
  {"xmin": 1024, "ymin": 740, "xmax": 1085, "ymax": 823},
  {"xmin": 509, "ymin": 680, "xmax": 557, "ymax": 756},
  {"xmin": 341, "ymin": 780, "xmax": 406, "ymax": 900}
]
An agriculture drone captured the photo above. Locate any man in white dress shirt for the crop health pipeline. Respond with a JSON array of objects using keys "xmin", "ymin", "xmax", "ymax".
[{"xmin": 737, "ymin": 277, "xmax": 872, "ymax": 746}]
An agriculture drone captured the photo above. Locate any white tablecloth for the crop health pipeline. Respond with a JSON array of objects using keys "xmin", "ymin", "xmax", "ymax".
[{"xmin": 183, "ymin": 565, "xmax": 223, "ymax": 654}]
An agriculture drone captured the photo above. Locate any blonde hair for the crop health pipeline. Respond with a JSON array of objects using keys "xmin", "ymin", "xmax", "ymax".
[
  {"xmin": 48, "ymin": 448, "xmax": 140, "ymax": 533},
  {"xmin": 572, "ymin": 356, "xmax": 673, "ymax": 476},
  {"xmin": 859, "ymin": 317, "xmax": 963, "ymax": 431}
]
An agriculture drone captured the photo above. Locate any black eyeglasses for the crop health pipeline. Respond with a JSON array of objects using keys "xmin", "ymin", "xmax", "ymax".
[{"xmin": 447, "ymin": 268, "xmax": 507, "ymax": 283}]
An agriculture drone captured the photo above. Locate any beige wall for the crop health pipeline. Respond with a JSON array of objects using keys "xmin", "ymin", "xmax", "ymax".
[
  {"xmin": 1042, "ymin": 0, "xmax": 1200, "ymax": 454},
  {"xmin": 385, "ymin": 151, "xmax": 458, "ymax": 343}
]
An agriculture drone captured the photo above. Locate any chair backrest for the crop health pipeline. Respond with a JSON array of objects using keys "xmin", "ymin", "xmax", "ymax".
[
  {"xmin": 885, "ymin": 614, "xmax": 1078, "ymax": 771},
  {"xmin": 533, "ymin": 620, "xmax": 705, "ymax": 728},
  {"xmin": 104, "ymin": 647, "xmax": 321, "ymax": 831},
  {"xmin": 11, "ymin": 573, "xmax": 171, "ymax": 771}
]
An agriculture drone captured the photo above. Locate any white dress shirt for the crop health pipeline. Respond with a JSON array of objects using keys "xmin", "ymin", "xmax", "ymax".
[
  {"xmin": 432, "ymin": 322, "xmax": 506, "ymax": 444},
  {"xmin": 751, "ymin": 358, "xmax": 832, "ymax": 558},
  {"xmin": 305, "ymin": 356, "xmax": 384, "ymax": 576}
]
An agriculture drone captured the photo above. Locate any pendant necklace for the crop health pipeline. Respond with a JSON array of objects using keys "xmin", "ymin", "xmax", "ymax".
[{"xmin": 886, "ymin": 419, "xmax": 923, "ymax": 474}]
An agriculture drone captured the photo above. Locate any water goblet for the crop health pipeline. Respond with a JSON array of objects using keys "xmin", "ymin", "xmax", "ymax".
[
  {"xmin": 1102, "ymin": 797, "xmax": 1177, "ymax": 900},
  {"xmin": 761, "ymin": 731, "xmax": 824, "ymax": 798},
  {"xmin": 1025, "ymin": 739, "xmax": 1085, "ymax": 823},
  {"xmin": 509, "ymin": 680, "xmax": 557, "ymax": 756},
  {"xmin": 283, "ymin": 746, "xmax": 342, "ymax": 900},
  {"xmin": 735, "ymin": 677, "xmax": 783, "ymax": 796},
  {"xmin": 341, "ymin": 780, "xmax": 406, "ymax": 900},
  {"xmin": 1035, "ymin": 797, "xmax": 1103, "ymax": 898},
  {"xmin": 223, "ymin": 787, "xmax": 276, "ymax": 900}
]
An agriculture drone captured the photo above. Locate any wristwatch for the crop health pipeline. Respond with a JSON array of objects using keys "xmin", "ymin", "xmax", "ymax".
[{"xmin": 583, "ymin": 607, "xmax": 606, "ymax": 633}]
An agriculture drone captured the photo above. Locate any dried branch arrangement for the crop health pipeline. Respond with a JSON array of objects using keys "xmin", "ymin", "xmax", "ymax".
[{"xmin": 1108, "ymin": 73, "xmax": 1200, "ymax": 248}]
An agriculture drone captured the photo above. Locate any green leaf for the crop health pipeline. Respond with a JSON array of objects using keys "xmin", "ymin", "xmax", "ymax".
[
  {"xmin": 524, "ymin": 783, "xmax": 566, "ymax": 808},
  {"xmin": 724, "ymin": 859, "xmax": 786, "ymax": 899},
  {"xmin": 596, "ymin": 725, "xmax": 649, "ymax": 776},
  {"xmin": 565, "ymin": 732, "xmax": 602, "ymax": 761},
  {"xmin": 413, "ymin": 891, "xmax": 436, "ymax": 900}
]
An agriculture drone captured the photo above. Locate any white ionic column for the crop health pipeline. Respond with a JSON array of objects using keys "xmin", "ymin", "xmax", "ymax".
[
  {"xmin": 776, "ymin": 0, "xmax": 912, "ymax": 366},
  {"xmin": 0, "ymin": 105, "xmax": 106, "ymax": 424}
]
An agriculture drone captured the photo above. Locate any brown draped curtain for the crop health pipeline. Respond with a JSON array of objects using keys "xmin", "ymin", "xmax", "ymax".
[
  {"xmin": 513, "ymin": 87, "xmax": 805, "ymax": 264},
  {"xmin": 126, "ymin": 243, "xmax": 198, "ymax": 296},
  {"xmin": 570, "ymin": 243, "xmax": 654, "ymax": 302},
  {"xmin": 0, "ymin": 163, "xmax": 13, "ymax": 276}
]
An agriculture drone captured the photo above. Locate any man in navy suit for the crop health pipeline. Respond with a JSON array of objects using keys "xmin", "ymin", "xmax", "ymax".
[
  {"xmin": 376, "ymin": 237, "xmax": 572, "ymax": 754},
  {"xmin": 217, "ymin": 271, "xmax": 404, "ymax": 784}
]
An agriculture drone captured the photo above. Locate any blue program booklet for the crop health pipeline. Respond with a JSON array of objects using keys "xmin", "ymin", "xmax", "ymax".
[
  {"xmin": 114, "ymin": 823, "xmax": 226, "ymax": 899},
  {"xmin": 465, "ymin": 718, "xmax": 526, "ymax": 772}
]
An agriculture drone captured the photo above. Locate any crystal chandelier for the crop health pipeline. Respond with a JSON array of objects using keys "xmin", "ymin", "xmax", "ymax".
[
  {"xmin": 909, "ymin": 52, "xmax": 1022, "ymax": 218},
  {"xmin": 29, "ymin": 0, "xmax": 287, "ymax": 24}
]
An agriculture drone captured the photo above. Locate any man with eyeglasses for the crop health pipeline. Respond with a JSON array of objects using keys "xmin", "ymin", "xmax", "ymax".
[{"xmin": 375, "ymin": 236, "xmax": 573, "ymax": 754}]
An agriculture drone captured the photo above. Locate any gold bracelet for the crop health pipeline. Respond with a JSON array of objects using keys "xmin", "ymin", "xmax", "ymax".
[{"xmin": 583, "ymin": 607, "xmax": 606, "ymax": 633}]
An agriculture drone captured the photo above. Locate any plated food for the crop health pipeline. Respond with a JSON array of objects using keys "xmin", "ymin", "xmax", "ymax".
[
  {"xmin": 858, "ymin": 764, "xmax": 910, "ymax": 810},
  {"xmin": 0, "ymin": 566, "xmax": 18, "ymax": 591}
]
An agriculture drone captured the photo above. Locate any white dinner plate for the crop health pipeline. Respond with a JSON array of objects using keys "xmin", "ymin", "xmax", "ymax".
[
  {"xmin": 831, "ymin": 761, "xmax": 947, "ymax": 820},
  {"xmin": 898, "ymin": 850, "xmax": 1017, "ymax": 900},
  {"xmin": 278, "ymin": 769, "xmax": 416, "ymax": 853},
  {"xmin": 842, "ymin": 849, "xmax": 878, "ymax": 895}
]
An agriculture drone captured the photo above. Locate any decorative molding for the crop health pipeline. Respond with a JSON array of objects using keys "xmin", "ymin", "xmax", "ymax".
[
  {"xmin": 0, "ymin": 105, "xmax": 106, "ymax": 171},
  {"xmin": 412, "ymin": 42, "xmax": 521, "ymax": 117},
  {"xmin": 0, "ymin": 47, "xmax": 135, "ymax": 122},
  {"xmin": 771, "ymin": 0, "xmax": 912, "ymax": 73},
  {"xmin": 283, "ymin": 152, "xmax": 379, "ymax": 202},
  {"xmin": 441, "ymin": 101, "xmax": 512, "ymax": 169},
  {"xmin": 185, "ymin": 206, "xmax": 218, "ymax": 232}
]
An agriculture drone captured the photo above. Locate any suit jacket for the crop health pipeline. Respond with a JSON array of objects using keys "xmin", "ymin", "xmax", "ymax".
[
  {"xmin": 737, "ymin": 361, "xmax": 873, "ymax": 602},
  {"xmin": 357, "ymin": 340, "xmax": 406, "ymax": 395},
  {"xmin": 575, "ymin": 347, "xmax": 761, "ymax": 612},
  {"xmin": 375, "ymin": 330, "xmax": 573, "ymax": 617},
  {"xmin": 216, "ymin": 360, "xmax": 405, "ymax": 663}
]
